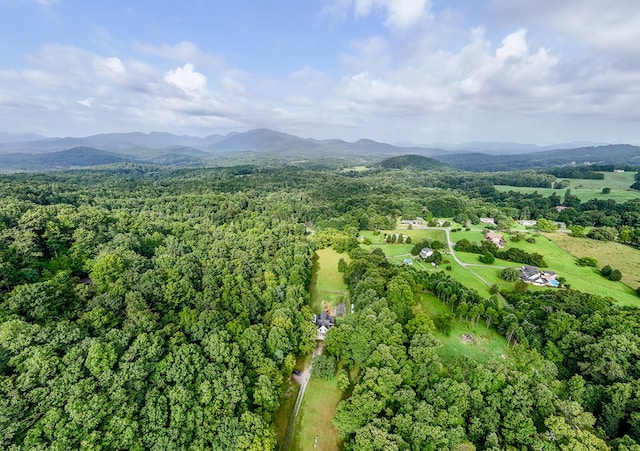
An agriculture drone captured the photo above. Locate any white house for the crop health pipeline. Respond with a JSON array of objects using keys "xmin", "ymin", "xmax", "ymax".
[{"xmin": 420, "ymin": 247, "xmax": 434, "ymax": 259}]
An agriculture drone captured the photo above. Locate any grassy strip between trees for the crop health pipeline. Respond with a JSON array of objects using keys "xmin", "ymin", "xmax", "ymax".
[
  {"xmin": 274, "ymin": 379, "xmax": 300, "ymax": 448},
  {"xmin": 309, "ymin": 248, "xmax": 350, "ymax": 314},
  {"xmin": 290, "ymin": 376, "xmax": 344, "ymax": 451}
]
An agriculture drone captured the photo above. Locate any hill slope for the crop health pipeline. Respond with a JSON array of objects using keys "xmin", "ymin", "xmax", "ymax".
[
  {"xmin": 377, "ymin": 154, "xmax": 451, "ymax": 170},
  {"xmin": 0, "ymin": 147, "xmax": 134, "ymax": 170}
]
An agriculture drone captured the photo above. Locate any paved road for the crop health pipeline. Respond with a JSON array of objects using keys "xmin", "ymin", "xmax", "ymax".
[{"xmin": 282, "ymin": 342, "xmax": 324, "ymax": 451}]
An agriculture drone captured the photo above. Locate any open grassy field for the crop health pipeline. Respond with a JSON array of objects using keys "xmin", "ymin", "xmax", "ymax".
[
  {"xmin": 290, "ymin": 377, "xmax": 343, "ymax": 451},
  {"xmin": 469, "ymin": 232, "xmax": 640, "ymax": 305},
  {"xmin": 275, "ymin": 379, "xmax": 301, "ymax": 449},
  {"xmin": 544, "ymin": 233, "xmax": 640, "ymax": 295},
  {"xmin": 494, "ymin": 172, "xmax": 639, "ymax": 202},
  {"xmin": 310, "ymin": 248, "xmax": 350, "ymax": 313},
  {"xmin": 415, "ymin": 292, "xmax": 509, "ymax": 363}
]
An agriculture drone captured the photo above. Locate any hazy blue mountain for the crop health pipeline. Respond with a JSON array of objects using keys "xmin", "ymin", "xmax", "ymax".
[
  {"xmin": 418, "ymin": 141, "xmax": 611, "ymax": 155},
  {"xmin": 0, "ymin": 132, "xmax": 211, "ymax": 154},
  {"xmin": 0, "ymin": 132, "xmax": 46, "ymax": 143},
  {"xmin": 0, "ymin": 147, "xmax": 133, "ymax": 170},
  {"xmin": 433, "ymin": 144, "xmax": 640, "ymax": 171}
]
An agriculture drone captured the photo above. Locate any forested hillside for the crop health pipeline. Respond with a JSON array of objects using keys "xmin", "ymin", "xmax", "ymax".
[
  {"xmin": 1, "ymin": 164, "xmax": 640, "ymax": 450},
  {"xmin": 0, "ymin": 168, "xmax": 318, "ymax": 449}
]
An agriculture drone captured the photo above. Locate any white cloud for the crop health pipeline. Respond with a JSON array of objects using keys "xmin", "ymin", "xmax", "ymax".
[
  {"xmin": 163, "ymin": 64, "xmax": 208, "ymax": 97},
  {"xmin": 492, "ymin": 0, "xmax": 640, "ymax": 59},
  {"xmin": 325, "ymin": 0, "xmax": 430, "ymax": 30},
  {"xmin": 78, "ymin": 97, "xmax": 94, "ymax": 107}
]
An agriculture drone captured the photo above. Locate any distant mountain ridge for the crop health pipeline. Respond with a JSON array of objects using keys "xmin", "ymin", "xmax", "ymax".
[
  {"xmin": 431, "ymin": 144, "xmax": 640, "ymax": 171},
  {"xmin": 0, "ymin": 129, "xmax": 638, "ymax": 172}
]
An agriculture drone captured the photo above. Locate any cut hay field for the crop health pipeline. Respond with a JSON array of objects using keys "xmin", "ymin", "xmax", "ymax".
[
  {"xmin": 310, "ymin": 248, "xmax": 350, "ymax": 314},
  {"xmin": 290, "ymin": 376, "xmax": 343, "ymax": 451},
  {"xmin": 494, "ymin": 171, "xmax": 639, "ymax": 202}
]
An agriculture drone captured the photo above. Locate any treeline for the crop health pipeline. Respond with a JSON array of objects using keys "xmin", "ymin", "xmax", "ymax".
[
  {"xmin": 545, "ymin": 167, "xmax": 605, "ymax": 180},
  {"xmin": 454, "ymin": 238, "xmax": 547, "ymax": 267}
]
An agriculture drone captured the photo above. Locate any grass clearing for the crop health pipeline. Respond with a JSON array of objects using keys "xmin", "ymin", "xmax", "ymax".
[
  {"xmin": 415, "ymin": 292, "xmax": 509, "ymax": 363},
  {"xmin": 275, "ymin": 379, "xmax": 301, "ymax": 449},
  {"xmin": 310, "ymin": 248, "xmax": 350, "ymax": 313},
  {"xmin": 290, "ymin": 376, "xmax": 344, "ymax": 451}
]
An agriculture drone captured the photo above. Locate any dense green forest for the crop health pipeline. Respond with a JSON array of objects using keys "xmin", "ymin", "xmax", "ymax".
[{"xmin": 1, "ymin": 164, "xmax": 640, "ymax": 450}]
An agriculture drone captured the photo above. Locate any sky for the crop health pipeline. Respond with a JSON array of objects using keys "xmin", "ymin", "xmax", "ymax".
[{"xmin": 0, "ymin": 0, "xmax": 639, "ymax": 145}]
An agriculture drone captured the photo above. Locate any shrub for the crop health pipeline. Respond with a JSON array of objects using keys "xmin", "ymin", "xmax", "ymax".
[
  {"xmin": 636, "ymin": 287, "xmax": 640, "ymax": 297},
  {"xmin": 602, "ymin": 187, "xmax": 611, "ymax": 194},
  {"xmin": 500, "ymin": 267, "xmax": 521, "ymax": 282},
  {"xmin": 576, "ymin": 257, "xmax": 598, "ymax": 267},
  {"xmin": 446, "ymin": 265, "xmax": 452, "ymax": 271},
  {"xmin": 479, "ymin": 251, "xmax": 495, "ymax": 264},
  {"xmin": 525, "ymin": 237, "xmax": 536, "ymax": 243},
  {"xmin": 609, "ymin": 269, "xmax": 622, "ymax": 281},
  {"xmin": 434, "ymin": 313, "xmax": 454, "ymax": 336},
  {"xmin": 601, "ymin": 265, "xmax": 613, "ymax": 277}
]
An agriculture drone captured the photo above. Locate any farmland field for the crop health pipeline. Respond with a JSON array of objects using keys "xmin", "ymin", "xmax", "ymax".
[
  {"xmin": 544, "ymin": 233, "xmax": 640, "ymax": 298},
  {"xmin": 494, "ymin": 171, "xmax": 639, "ymax": 202}
]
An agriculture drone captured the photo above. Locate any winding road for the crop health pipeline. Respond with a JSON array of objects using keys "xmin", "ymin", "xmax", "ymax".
[{"xmin": 407, "ymin": 226, "xmax": 509, "ymax": 305}]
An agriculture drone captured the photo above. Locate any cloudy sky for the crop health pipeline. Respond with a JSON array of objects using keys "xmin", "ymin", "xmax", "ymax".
[{"xmin": 1, "ymin": 0, "xmax": 639, "ymax": 145}]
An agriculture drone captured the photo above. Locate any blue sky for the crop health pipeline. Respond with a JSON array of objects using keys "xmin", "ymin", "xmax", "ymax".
[{"xmin": 1, "ymin": 0, "xmax": 639, "ymax": 145}]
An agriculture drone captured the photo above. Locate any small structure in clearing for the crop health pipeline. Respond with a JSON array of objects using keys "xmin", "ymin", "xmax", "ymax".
[{"xmin": 460, "ymin": 333, "xmax": 475, "ymax": 344}]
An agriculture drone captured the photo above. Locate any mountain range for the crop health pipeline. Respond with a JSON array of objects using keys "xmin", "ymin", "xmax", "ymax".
[{"xmin": 0, "ymin": 128, "xmax": 638, "ymax": 172}]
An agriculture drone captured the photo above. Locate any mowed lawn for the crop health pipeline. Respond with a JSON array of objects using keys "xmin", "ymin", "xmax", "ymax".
[
  {"xmin": 290, "ymin": 377, "xmax": 344, "ymax": 451},
  {"xmin": 310, "ymin": 248, "xmax": 350, "ymax": 313},
  {"xmin": 494, "ymin": 172, "xmax": 639, "ymax": 202},
  {"xmin": 416, "ymin": 292, "xmax": 509, "ymax": 363}
]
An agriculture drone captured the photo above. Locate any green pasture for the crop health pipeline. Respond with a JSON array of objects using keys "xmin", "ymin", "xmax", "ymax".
[
  {"xmin": 290, "ymin": 376, "xmax": 343, "ymax": 451},
  {"xmin": 416, "ymin": 292, "xmax": 509, "ymax": 363},
  {"xmin": 494, "ymin": 172, "xmax": 639, "ymax": 202},
  {"xmin": 310, "ymin": 248, "xmax": 350, "ymax": 313},
  {"xmin": 545, "ymin": 233, "xmax": 640, "ymax": 302}
]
